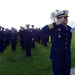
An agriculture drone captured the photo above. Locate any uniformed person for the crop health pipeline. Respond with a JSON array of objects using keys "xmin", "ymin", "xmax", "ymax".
[
  {"xmin": 31, "ymin": 25, "xmax": 36, "ymax": 48},
  {"xmin": 19, "ymin": 26, "xmax": 25, "ymax": 50},
  {"xmin": 42, "ymin": 10, "xmax": 72, "ymax": 75},
  {"xmin": 36, "ymin": 28, "xmax": 41, "ymax": 43},
  {"xmin": 0, "ymin": 27, "xmax": 5, "ymax": 52},
  {"xmin": 42, "ymin": 25, "xmax": 49, "ymax": 47},
  {"xmin": 4, "ymin": 28, "xmax": 10, "ymax": 49},
  {"xmin": 9, "ymin": 27, "xmax": 18, "ymax": 51},
  {"xmin": 24, "ymin": 24, "xmax": 32, "ymax": 57}
]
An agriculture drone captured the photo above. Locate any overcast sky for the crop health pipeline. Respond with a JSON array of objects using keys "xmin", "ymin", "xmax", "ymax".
[{"xmin": 0, "ymin": 0, "xmax": 75, "ymax": 29}]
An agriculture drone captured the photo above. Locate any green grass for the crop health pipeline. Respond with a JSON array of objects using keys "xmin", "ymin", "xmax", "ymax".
[
  {"xmin": 0, "ymin": 31, "xmax": 75, "ymax": 75},
  {"xmin": 71, "ymin": 31, "xmax": 75, "ymax": 68}
]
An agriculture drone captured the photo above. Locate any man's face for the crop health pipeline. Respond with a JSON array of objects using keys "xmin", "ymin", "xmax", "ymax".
[{"xmin": 62, "ymin": 17, "xmax": 68, "ymax": 25}]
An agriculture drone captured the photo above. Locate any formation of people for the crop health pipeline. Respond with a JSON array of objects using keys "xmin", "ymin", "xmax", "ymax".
[
  {"xmin": 0, "ymin": 24, "xmax": 51, "ymax": 57},
  {"xmin": 0, "ymin": 9, "xmax": 74, "ymax": 75}
]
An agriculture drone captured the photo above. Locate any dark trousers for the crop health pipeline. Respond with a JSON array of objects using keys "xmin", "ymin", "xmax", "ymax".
[
  {"xmin": 4, "ymin": 39, "xmax": 10, "ymax": 48},
  {"xmin": 0, "ymin": 41, "xmax": 4, "ymax": 53},
  {"xmin": 20, "ymin": 40, "xmax": 25, "ymax": 50},
  {"xmin": 43, "ymin": 38, "xmax": 47, "ymax": 47},
  {"xmin": 25, "ymin": 43, "xmax": 32, "ymax": 57},
  {"xmin": 32, "ymin": 41, "xmax": 35, "ymax": 48},
  {"xmin": 11, "ymin": 41, "xmax": 16, "ymax": 51},
  {"xmin": 52, "ymin": 58, "xmax": 71, "ymax": 75}
]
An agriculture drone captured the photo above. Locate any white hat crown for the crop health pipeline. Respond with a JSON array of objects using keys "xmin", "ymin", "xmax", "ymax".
[{"xmin": 55, "ymin": 10, "xmax": 69, "ymax": 18}]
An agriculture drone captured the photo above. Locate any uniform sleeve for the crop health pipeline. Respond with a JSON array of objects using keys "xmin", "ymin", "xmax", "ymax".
[{"xmin": 42, "ymin": 24, "xmax": 54, "ymax": 35}]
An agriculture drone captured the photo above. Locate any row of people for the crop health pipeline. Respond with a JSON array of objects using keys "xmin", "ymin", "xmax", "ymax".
[{"xmin": 0, "ymin": 24, "xmax": 51, "ymax": 57}]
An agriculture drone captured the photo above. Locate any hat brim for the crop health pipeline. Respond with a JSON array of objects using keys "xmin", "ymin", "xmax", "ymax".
[{"xmin": 57, "ymin": 14, "xmax": 69, "ymax": 18}]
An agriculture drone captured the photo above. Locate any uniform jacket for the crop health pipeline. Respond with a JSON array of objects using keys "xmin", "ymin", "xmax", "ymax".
[{"xmin": 42, "ymin": 22, "xmax": 72, "ymax": 60}]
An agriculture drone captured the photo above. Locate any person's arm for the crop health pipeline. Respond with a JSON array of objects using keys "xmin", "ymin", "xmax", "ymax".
[{"xmin": 42, "ymin": 24, "xmax": 54, "ymax": 35}]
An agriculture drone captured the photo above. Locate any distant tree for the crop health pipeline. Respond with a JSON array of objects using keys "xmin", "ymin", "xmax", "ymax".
[
  {"xmin": 55, "ymin": 9, "xmax": 59, "ymax": 13},
  {"xmin": 50, "ymin": 9, "xmax": 60, "ymax": 22},
  {"xmin": 50, "ymin": 11, "xmax": 56, "ymax": 22}
]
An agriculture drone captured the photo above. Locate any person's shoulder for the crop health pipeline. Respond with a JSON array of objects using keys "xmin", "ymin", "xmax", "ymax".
[
  {"xmin": 48, "ymin": 23, "xmax": 55, "ymax": 29},
  {"xmin": 43, "ymin": 23, "xmax": 54, "ymax": 30},
  {"xmin": 67, "ymin": 25, "xmax": 72, "ymax": 29}
]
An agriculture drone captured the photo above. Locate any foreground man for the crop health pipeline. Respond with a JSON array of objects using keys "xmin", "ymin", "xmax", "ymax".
[{"xmin": 42, "ymin": 10, "xmax": 72, "ymax": 75}]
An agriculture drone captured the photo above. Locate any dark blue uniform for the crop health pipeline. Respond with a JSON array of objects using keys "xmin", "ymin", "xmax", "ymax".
[
  {"xmin": 19, "ymin": 28, "xmax": 25, "ymax": 50},
  {"xmin": 42, "ymin": 22, "xmax": 72, "ymax": 75},
  {"xmin": 36, "ymin": 28, "xmax": 41, "ymax": 43},
  {"xmin": 4, "ymin": 29, "xmax": 10, "ymax": 48},
  {"xmin": 42, "ymin": 27, "xmax": 49, "ymax": 47},
  {"xmin": 9, "ymin": 29, "xmax": 18, "ymax": 51},
  {"xmin": 0, "ymin": 28, "xmax": 5, "ymax": 52},
  {"xmin": 24, "ymin": 29, "xmax": 32, "ymax": 57},
  {"xmin": 30, "ymin": 28, "xmax": 36, "ymax": 48}
]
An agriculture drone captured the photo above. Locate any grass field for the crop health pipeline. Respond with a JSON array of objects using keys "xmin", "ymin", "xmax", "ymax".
[{"xmin": 0, "ymin": 31, "xmax": 75, "ymax": 75}]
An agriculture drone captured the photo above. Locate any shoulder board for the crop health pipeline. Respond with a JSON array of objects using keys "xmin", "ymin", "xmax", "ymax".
[{"xmin": 48, "ymin": 24, "xmax": 54, "ymax": 29}]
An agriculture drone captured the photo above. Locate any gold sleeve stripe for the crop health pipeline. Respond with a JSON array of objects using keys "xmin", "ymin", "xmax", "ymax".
[{"xmin": 48, "ymin": 24, "xmax": 54, "ymax": 29}]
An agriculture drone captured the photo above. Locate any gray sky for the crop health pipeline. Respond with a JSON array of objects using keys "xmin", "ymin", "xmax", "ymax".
[{"xmin": 0, "ymin": 0, "xmax": 75, "ymax": 29}]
